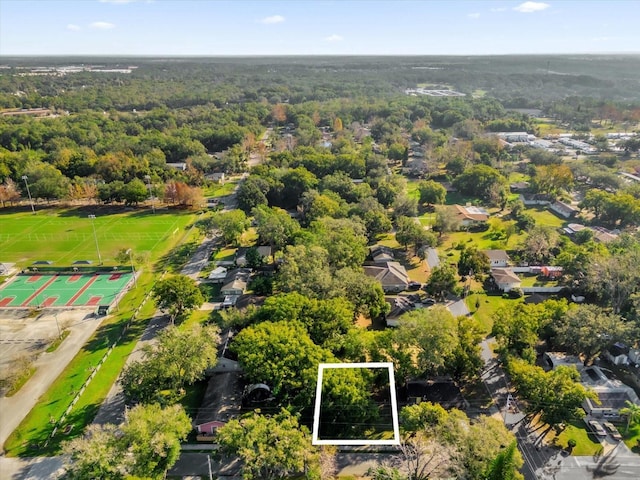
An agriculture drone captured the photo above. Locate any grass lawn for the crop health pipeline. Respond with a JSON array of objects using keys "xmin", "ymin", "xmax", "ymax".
[
  {"xmin": 0, "ymin": 206, "xmax": 197, "ymax": 269},
  {"xmin": 201, "ymin": 181, "xmax": 238, "ymax": 198},
  {"xmin": 524, "ymin": 206, "xmax": 567, "ymax": 229},
  {"xmin": 546, "ymin": 420, "xmax": 602, "ymax": 456},
  {"xmin": 519, "ymin": 274, "xmax": 559, "ymax": 288},
  {"xmin": 465, "ymin": 292, "xmax": 522, "ymax": 334}
]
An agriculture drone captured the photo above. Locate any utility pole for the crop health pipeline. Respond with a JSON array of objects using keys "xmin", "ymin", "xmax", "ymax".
[
  {"xmin": 126, "ymin": 248, "xmax": 138, "ymax": 288},
  {"xmin": 144, "ymin": 175, "xmax": 155, "ymax": 213},
  {"xmin": 21, "ymin": 175, "xmax": 35, "ymax": 214},
  {"xmin": 88, "ymin": 215, "xmax": 103, "ymax": 265}
]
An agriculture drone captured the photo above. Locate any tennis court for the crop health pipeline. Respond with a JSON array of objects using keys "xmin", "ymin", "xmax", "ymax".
[{"xmin": 0, "ymin": 272, "xmax": 134, "ymax": 308}]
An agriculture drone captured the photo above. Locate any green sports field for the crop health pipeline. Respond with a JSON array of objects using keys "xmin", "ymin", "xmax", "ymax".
[{"xmin": 0, "ymin": 206, "xmax": 198, "ymax": 268}]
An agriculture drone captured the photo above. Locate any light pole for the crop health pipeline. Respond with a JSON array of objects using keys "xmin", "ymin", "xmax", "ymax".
[
  {"xmin": 54, "ymin": 312, "xmax": 62, "ymax": 339},
  {"xmin": 21, "ymin": 175, "xmax": 35, "ymax": 214},
  {"xmin": 144, "ymin": 175, "xmax": 155, "ymax": 213},
  {"xmin": 125, "ymin": 248, "xmax": 138, "ymax": 288},
  {"xmin": 88, "ymin": 215, "xmax": 103, "ymax": 265}
]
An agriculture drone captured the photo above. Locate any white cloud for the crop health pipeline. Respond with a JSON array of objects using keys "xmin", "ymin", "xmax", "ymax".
[
  {"xmin": 468, "ymin": 13, "xmax": 481, "ymax": 19},
  {"xmin": 90, "ymin": 21, "xmax": 116, "ymax": 30},
  {"xmin": 260, "ymin": 15, "xmax": 285, "ymax": 24},
  {"xmin": 66, "ymin": 23, "xmax": 81, "ymax": 31},
  {"xmin": 324, "ymin": 34, "xmax": 343, "ymax": 42},
  {"xmin": 514, "ymin": 2, "xmax": 550, "ymax": 13}
]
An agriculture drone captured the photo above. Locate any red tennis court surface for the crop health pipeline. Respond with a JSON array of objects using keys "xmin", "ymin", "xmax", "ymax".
[
  {"xmin": 68, "ymin": 274, "xmax": 82, "ymax": 282},
  {"xmin": 27, "ymin": 275, "xmax": 42, "ymax": 283},
  {"xmin": 0, "ymin": 297, "xmax": 14, "ymax": 307},
  {"xmin": 42, "ymin": 296, "xmax": 58, "ymax": 307},
  {"xmin": 87, "ymin": 295, "xmax": 103, "ymax": 306},
  {"xmin": 109, "ymin": 273, "xmax": 122, "ymax": 281}
]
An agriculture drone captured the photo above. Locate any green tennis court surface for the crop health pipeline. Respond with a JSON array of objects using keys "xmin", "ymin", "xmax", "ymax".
[{"xmin": 0, "ymin": 273, "xmax": 133, "ymax": 308}]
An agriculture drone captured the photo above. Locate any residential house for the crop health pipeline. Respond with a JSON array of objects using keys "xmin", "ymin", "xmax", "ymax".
[
  {"xmin": 510, "ymin": 181, "xmax": 530, "ymax": 192},
  {"xmin": 235, "ymin": 246, "xmax": 273, "ymax": 267},
  {"xmin": 491, "ymin": 268, "xmax": 522, "ymax": 292},
  {"xmin": 543, "ymin": 352, "xmax": 584, "ymax": 372},
  {"xmin": 363, "ymin": 261, "xmax": 409, "ymax": 293},
  {"xmin": 581, "ymin": 366, "xmax": 640, "ymax": 419},
  {"xmin": 404, "ymin": 378, "xmax": 467, "ymax": 409},
  {"xmin": 220, "ymin": 268, "xmax": 251, "ymax": 296},
  {"xmin": 206, "ymin": 172, "xmax": 226, "ymax": 184},
  {"xmin": 605, "ymin": 343, "xmax": 630, "ymax": 366},
  {"xmin": 453, "ymin": 204, "xmax": 489, "ymax": 228},
  {"xmin": 384, "ymin": 296, "xmax": 416, "ymax": 327},
  {"xmin": 369, "ymin": 245, "xmax": 395, "ymax": 264},
  {"xmin": 166, "ymin": 162, "xmax": 187, "ymax": 171},
  {"xmin": 483, "ymin": 250, "xmax": 510, "ymax": 268},
  {"xmin": 195, "ymin": 420, "xmax": 226, "ymax": 437},
  {"xmin": 549, "ymin": 200, "xmax": 579, "ymax": 219},
  {"xmin": 207, "ymin": 266, "xmax": 228, "ymax": 283}
]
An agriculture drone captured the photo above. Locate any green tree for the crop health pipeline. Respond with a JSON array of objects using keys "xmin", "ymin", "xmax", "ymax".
[
  {"xmin": 210, "ymin": 209, "xmax": 250, "ymax": 246},
  {"xmin": 119, "ymin": 403, "xmax": 191, "ymax": 478},
  {"xmin": 424, "ymin": 264, "xmax": 457, "ymax": 300},
  {"xmin": 276, "ymin": 244, "xmax": 333, "ymax": 298},
  {"xmin": 152, "ymin": 275, "xmax": 204, "ymax": 323},
  {"xmin": 418, "ymin": 179, "xmax": 446, "ymax": 206},
  {"xmin": 483, "ymin": 441, "xmax": 523, "ymax": 480},
  {"xmin": 123, "ymin": 178, "xmax": 148, "ymax": 206},
  {"xmin": 217, "ymin": 410, "xmax": 321, "ymax": 480},
  {"xmin": 252, "ymin": 205, "xmax": 300, "ymax": 256},
  {"xmin": 553, "ymin": 304, "xmax": 636, "ymax": 365},
  {"xmin": 232, "ymin": 320, "xmax": 332, "ymax": 406},
  {"xmin": 395, "ymin": 216, "xmax": 435, "ymax": 255},
  {"xmin": 458, "ymin": 246, "xmax": 490, "ymax": 277},
  {"xmin": 452, "ymin": 165, "xmax": 508, "ymax": 207},
  {"xmin": 120, "ymin": 324, "xmax": 220, "ymax": 404},
  {"xmin": 62, "ymin": 404, "xmax": 190, "ymax": 480},
  {"xmin": 619, "ymin": 400, "xmax": 640, "ymax": 433},
  {"xmin": 507, "ymin": 358, "xmax": 596, "ymax": 426},
  {"xmin": 310, "ymin": 216, "xmax": 368, "ymax": 270},
  {"xmin": 395, "ymin": 306, "xmax": 459, "ymax": 377}
]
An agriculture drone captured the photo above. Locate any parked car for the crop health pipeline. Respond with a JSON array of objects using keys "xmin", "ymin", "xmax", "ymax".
[
  {"xmin": 587, "ymin": 420, "xmax": 607, "ymax": 437},
  {"xmin": 422, "ymin": 298, "xmax": 436, "ymax": 306},
  {"xmin": 407, "ymin": 281, "xmax": 422, "ymax": 291},
  {"xmin": 602, "ymin": 422, "xmax": 622, "ymax": 441}
]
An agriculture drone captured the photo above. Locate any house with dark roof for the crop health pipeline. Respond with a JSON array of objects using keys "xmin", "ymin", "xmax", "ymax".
[
  {"xmin": 369, "ymin": 245, "xmax": 395, "ymax": 264},
  {"xmin": 604, "ymin": 343, "xmax": 630, "ymax": 366},
  {"xmin": 581, "ymin": 366, "xmax": 640, "ymax": 419},
  {"xmin": 220, "ymin": 268, "xmax": 251, "ymax": 296},
  {"xmin": 483, "ymin": 250, "xmax": 510, "ymax": 268},
  {"xmin": 363, "ymin": 261, "xmax": 409, "ymax": 293}
]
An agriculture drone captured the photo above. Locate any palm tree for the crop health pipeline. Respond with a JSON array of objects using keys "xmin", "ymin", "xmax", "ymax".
[{"xmin": 619, "ymin": 400, "xmax": 640, "ymax": 433}]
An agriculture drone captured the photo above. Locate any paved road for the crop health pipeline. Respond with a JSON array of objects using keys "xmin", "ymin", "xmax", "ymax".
[{"xmin": 0, "ymin": 310, "xmax": 99, "ymax": 450}]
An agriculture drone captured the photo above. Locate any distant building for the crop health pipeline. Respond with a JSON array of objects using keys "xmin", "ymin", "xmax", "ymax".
[
  {"xmin": 491, "ymin": 268, "xmax": 521, "ymax": 292},
  {"xmin": 581, "ymin": 366, "xmax": 640, "ymax": 419},
  {"xmin": 369, "ymin": 245, "xmax": 395, "ymax": 264},
  {"xmin": 483, "ymin": 250, "xmax": 511, "ymax": 268},
  {"xmin": 543, "ymin": 352, "xmax": 584, "ymax": 372},
  {"xmin": 453, "ymin": 204, "xmax": 489, "ymax": 227},
  {"xmin": 549, "ymin": 201, "xmax": 579, "ymax": 219},
  {"xmin": 604, "ymin": 343, "xmax": 630, "ymax": 366},
  {"xmin": 363, "ymin": 261, "xmax": 409, "ymax": 293}
]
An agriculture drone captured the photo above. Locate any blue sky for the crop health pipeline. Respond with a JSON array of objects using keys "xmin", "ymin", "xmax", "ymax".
[{"xmin": 1, "ymin": 0, "xmax": 639, "ymax": 56}]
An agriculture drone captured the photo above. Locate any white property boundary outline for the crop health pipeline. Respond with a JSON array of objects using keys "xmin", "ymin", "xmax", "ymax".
[{"xmin": 312, "ymin": 362, "xmax": 400, "ymax": 446}]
